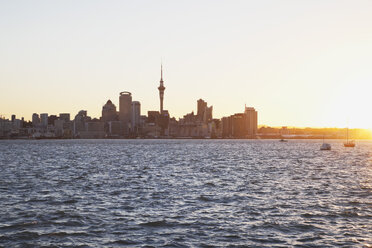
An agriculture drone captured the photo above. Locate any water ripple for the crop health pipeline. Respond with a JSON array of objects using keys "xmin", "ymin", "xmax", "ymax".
[{"xmin": 0, "ymin": 139, "xmax": 371, "ymax": 247}]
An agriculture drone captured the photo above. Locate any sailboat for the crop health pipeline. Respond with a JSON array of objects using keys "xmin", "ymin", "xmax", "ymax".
[
  {"xmin": 320, "ymin": 135, "xmax": 331, "ymax": 150},
  {"xmin": 344, "ymin": 127, "xmax": 355, "ymax": 147}
]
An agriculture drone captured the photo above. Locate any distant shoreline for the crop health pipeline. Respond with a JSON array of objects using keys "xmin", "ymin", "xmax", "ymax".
[{"xmin": 1, "ymin": 137, "xmax": 371, "ymax": 140}]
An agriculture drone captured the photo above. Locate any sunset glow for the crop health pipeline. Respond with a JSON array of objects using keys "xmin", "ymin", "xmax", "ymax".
[{"xmin": 0, "ymin": 0, "xmax": 371, "ymax": 129}]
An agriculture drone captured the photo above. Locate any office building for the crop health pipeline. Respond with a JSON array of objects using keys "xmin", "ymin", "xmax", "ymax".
[
  {"xmin": 244, "ymin": 106, "xmax": 258, "ymax": 137},
  {"xmin": 32, "ymin": 113, "xmax": 40, "ymax": 127},
  {"xmin": 221, "ymin": 106, "xmax": 258, "ymax": 138},
  {"xmin": 119, "ymin": 91, "xmax": 132, "ymax": 134},
  {"xmin": 131, "ymin": 101, "xmax": 141, "ymax": 133},
  {"xmin": 40, "ymin": 113, "xmax": 48, "ymax": 127},
  {"xmin": 197, "ymin": 99, "xmax": 207, "ymax": 121},
  {"xmin": 102, "ymin": 100, "xmax": 117, "ymax": 123},
  {"xmin": 59, "ymin": 113, "xmax": 70, "ymax": 122},
  {"xmin": 197, "ymin": 99, "xmax": 213, "ymax": 123}
]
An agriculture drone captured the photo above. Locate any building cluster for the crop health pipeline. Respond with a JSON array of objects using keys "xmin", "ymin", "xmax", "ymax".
[{"xmin": 0, "ymin": 66, "xmax": 258, "ymax": 139}]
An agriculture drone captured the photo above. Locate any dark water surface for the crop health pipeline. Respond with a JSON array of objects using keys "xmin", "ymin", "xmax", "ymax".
[{"xmin": 0, "ymin": 139, "xmax": 371, "ymax": 247}]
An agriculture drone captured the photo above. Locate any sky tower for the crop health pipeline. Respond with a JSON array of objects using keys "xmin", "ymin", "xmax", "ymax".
[{"xmin": 158, "ymin": 65, "xmax": 165, "ymax": 113}]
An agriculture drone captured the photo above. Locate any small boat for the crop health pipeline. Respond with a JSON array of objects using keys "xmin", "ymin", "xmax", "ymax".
[
  {"xmin": 344, "ymin": 140, "xmax": 355, "ymax": 147},
  {"xmin": 344, "ymin": 127, "xmax": 355, "ymax": 147},
  {"xmin": 279, "ymin": 139, "xmax": 288, "ymax": 142},
  {"xmin": 320, "ymin": 143, "xmax": 331, "ymax": 150},
  {"xmin": 320, "ymin": 135, "xmax": 331, "ymax": 150}
]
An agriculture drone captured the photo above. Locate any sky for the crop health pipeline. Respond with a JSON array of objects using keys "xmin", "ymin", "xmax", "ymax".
[{"xmin": 0, "ymin": 0, "xmax": 371, "ymax": 128}]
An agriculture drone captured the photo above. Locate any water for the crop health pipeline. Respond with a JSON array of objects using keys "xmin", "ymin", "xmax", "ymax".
[{"xmin": 0, "ymin": 139, "xmax": 371, "ymax": 247}]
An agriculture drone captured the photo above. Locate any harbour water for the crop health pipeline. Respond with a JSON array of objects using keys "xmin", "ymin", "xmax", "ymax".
[{"xmin": 0, "ymin": 139, "xmax": 371, "ymax": 247}]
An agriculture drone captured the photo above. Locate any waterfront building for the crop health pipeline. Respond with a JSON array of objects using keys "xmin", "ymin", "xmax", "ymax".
[
  {"xmin": 59, "ymin": 113, "xmax": 70, "ymax": 122},
  {"xmin": 40, "ymin": 113, "xmax": 48, "ymax": 127},
  {"xmin": 32, "ymin": 113, "xmax": 40, "ymax": 127},
  {"xmin": 244, "ymin": 106, "xmax": 258, "ymax": 138},
  {"xmin": 221, "ymin": 106, "xmax": 258, "ymax": 138},
  {"xmin": 197, "ymin": 99, "xmax": 207, "ymax": 121},
  {"xmin": 131, "ymin": 101, "xmax": 141, "ymax": 134},
  {"xmin": 221, "ymin": 116, "xmax": 232, "ymax": 138},
  {"xmin": 80, "ymin": 121, "xmax": 105, "ymax": 139},
  {"xmin": 158, "ymin": 110, "xmax": 170, "ymax": 136},
  {"xmin": 12, "ymin": 118, "xmax": 23, "ymax": 131},
  {"xmin": 231, "ymin": 113, "xmax": 245, "ymax": 138},
  {"xmin": 48, "ymin": 115, "xmax": 58, "ymax": 125},
  {"xmin": 205, "ymin": 106, "xmax": 213, "ymax": 123},
  {"xmin": 197, "ymin": 99, "xmax": 213, "ymax": 124},
  {"xmin": 168, "ymin": 117, "xmax": 179, "ymax": 137},
  {"xmin": 55, "ymin": 113, "xmax": 72, "ymax": 138},
  {"xmin": 102, "ymin": 100, "xmax": 118, "ymax": 123},
  {"xmin": 0, "ymin": 118, "xmax": 12, "ymax": 137},
  {"xmin": 73, "ymin": 110, "xmax": 90, "ymax": 137},
  {"xmin": 143, "ymin": 111, "xmax": 160, "ymax": 137},
  {"xmin": 119, "ymin": 91, "xmax": 132, "ymax": 135},
  {"xmin": 147, "ymin": 111, "xmax": 160, "ymax": 124},
  {"xmin": 107, "ymin": 121, "xmax": 122, "ymax": 137}
]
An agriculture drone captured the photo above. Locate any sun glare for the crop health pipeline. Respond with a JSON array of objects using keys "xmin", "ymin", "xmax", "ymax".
[{"xmin": 326, "ymin": 81, "xmax": 372, "ymax": 129}]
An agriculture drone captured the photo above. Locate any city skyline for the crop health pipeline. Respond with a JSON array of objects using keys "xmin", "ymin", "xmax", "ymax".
[{"xmin": 1, "ymin": 1, "xmax": 372, "ymax": 129}]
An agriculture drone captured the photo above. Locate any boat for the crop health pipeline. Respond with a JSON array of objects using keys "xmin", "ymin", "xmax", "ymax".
[
  {"xmin": 344, "ymin": 127, "xmax": 355, "ymax": 147},
  {"xmin": 320, "ymin": 143, "xmax": 331, "ymax": 150},
  {"xmin": 344, "ymin": 141, "xmax": 355, "ymax": 147},
  {"xmin": 320, "ymin": 135, "xmax": 331, "ymax": 150},
  {"xmin": 279, "ymin": 139, "xmax": 288, "ymax": 142}
]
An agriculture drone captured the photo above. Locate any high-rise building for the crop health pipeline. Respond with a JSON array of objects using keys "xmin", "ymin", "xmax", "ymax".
[
  {"xmin": 197, "ymin": 99, "xmax": 213, "ymax": 123},
  {"xmin": 244, "ymin": 106, "xmax": 258, "ymax": 137},
  {"xmin": 221, "ymin": 106, "xmax": 257, "ymax": 138},
  {"xmin": 131, "ymin": 101, "xmax": 141, "ymax": 132},
  {"xmin": 32, "ymin": 113, "xmax": 40, "ymax": 127},
  {"xmin": 147, "ymin": 111, "xmax": 159, "ymax": 124},
  {"xmin": 11, "ymin": 115, "xmax": 15, "ymax": 122},
  {"xmin": 221, "ymin": 116, "xmax": 232, "ymax": 138},
  {"xmin": 205, "ymin": 106, "xmax": 213, "ymax": 123},
  {"xmin": 73, "ymin": 110, "xmax": 89, "ymax": 136},
  {"xmin": 231, "ymin": 113, "xmax": 245, "ymax": 137},
  {"xmin": 102, "ymin": 100, "xmax": 117, "ymax": 123},
  {"xmin": 59, "ymin": 113, "xmax": 70, "ymax": 122},
  {"xmin": 40, "ymin": 113, "xmax": 48, "ymax": 127},
  {"xmin": 158, "ymin": 65, "xmax": 165, "ymax": 113},
  {"xmin": 119, "ymin": 91, "xmax": 132, "ymax": 134},
  {"xmin": 197, "ymin": 99, "xmax": 207, "ymax": 121},
  {"xmin": 48, "ymin": 115, "xmax": 58, "ymax": 125}
]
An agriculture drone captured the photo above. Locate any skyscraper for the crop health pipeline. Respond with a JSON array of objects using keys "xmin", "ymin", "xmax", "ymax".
[
  {"xmin": 32, "ymin": 113, "xmax": 40, "ymax": 127},
  {"xmin": 244, "ymin": 106, "xmax": 258, "ymax": 137},
  {"xmin": 59, "ymin": 113, "xmax": 70, "ymax": 122},
  {"xmin": 119, "ymin": 91, "xmax": 132, "ymax": 134},
  {"xmin": 158, "ymin": 65, "xmax": 165, "ymax": 113},
  {"xmin": 40, "ymin": 113, "xmax": 48, "ymax": 127},
  {"xmin": 131, "ymin": 101, "xmax": 141, "ymax": 133},
  {"xmin": 197, "ymin": 99, "xmax": 213, "ymax": 123},
  {"xmin": 197, "ymin": 99, "xmax": 207, "ymax": 121},
  {"xmin": 102, "ymin": 100, "xmax": 117, "ymax": 123}
]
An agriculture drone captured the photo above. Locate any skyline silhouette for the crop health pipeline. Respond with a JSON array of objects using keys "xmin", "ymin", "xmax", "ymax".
[{"xmin": 1, "ymin": 1, "xmax": 371, "ymax": 128}]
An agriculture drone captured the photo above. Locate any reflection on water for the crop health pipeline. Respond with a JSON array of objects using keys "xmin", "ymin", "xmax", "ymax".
[{"xmin": 0, "ymin": 139, "xmax": 371, "ymax": 247}]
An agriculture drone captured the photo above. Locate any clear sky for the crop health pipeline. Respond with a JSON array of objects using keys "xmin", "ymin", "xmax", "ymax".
[{"xmin": 0, "ymin": 0, "xmax": 371, "ymax": 128}]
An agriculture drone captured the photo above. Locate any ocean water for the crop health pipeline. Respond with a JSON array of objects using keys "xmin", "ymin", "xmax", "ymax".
[{"xmin": 0, "ymin": 139, "xmax": 371, "ymax": 247}]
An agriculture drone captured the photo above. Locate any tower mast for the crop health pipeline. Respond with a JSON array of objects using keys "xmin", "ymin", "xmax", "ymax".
[{"xmin": 158, "ymin": 64, "xmax": 165, "ymax": 113}]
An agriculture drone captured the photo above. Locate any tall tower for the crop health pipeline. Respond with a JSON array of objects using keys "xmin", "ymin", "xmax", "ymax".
[
  {"xmin": 119, "ymin": 91, "xmax": 132, "ymax": 134},
  {"xmin": 158, "ymin": 65, "xmax": 165, "ymax": 113}
]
